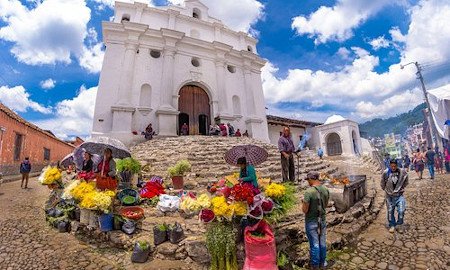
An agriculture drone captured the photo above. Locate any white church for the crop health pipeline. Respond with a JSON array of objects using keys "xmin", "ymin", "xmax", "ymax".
[
  {"xmin": 92, "ymin": 0, "xmax": 269, "ymax": 144},
  {"xmin": 92, "ymin": 0, "xmax": 367, "ymax": 157}
]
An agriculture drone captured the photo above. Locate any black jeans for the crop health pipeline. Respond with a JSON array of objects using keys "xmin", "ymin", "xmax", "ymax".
[{"xmin": 281, "ymin": 154, "xmax": 295, "ymax": 182}]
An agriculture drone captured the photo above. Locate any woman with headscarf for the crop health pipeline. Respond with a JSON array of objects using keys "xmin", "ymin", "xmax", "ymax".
[
  {"xmin": 237, "ymin": 157, "xmax": 258, "ymax": 188},
  {"xmin": 97, "ymin": 148, "xmax": 116, "ymax": 178}
]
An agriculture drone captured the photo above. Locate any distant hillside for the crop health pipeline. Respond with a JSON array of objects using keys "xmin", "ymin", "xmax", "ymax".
[{"xmin": 360, "ymin": 103, "xmax": 426, "ymax": 138}]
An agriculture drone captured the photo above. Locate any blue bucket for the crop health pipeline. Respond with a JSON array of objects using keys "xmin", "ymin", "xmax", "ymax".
[{"xmin": 98, "ymin": 213, "xmax": 114, "ymax": 232}]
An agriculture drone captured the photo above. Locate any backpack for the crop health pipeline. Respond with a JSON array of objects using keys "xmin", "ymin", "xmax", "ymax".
[{"xmin": 21, "ymin": 162, "xmax": 31, "ymax": 173}]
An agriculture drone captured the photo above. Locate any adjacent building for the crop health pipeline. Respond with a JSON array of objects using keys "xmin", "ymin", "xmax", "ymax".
[
  {"xmin": 92, "ymin": 0, "xmax": 269, "ymax": 145},
  {"xmin": 0, "ymin": 103, "xmax": 74, "ymax": 176}
]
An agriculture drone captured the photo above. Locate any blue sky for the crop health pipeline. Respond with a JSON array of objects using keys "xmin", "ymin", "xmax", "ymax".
[{"xmin": 0, "ymin": 0, "xmax": 449, "ymax": 139}]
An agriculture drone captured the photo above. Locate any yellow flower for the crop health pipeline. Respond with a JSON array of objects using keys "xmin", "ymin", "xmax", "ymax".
[
  {"xmin": 229, "ymin": 202, "xmax": 247, "ymax": 216},
  {"xmin": 197, "ymin": 194, "xmax": 211, "ymax": 208},
  {"xmin": 224, "ymin": 173, "xmax": 239, "ymax": 186},
  {"xmin": 104, "ymin": 190, "xmax": 116, "ymax": 198},
  {"xmin": 265, "ymin": 183, "xmax": 286, "ymax": 199},
  {"xmin": 79, "ymin": 191, "xmax": 113, "ymax": 212},
  {"xmin": 62, "ymin": 180, "xmax": 81, "ymax": 199},
  {"xmin": 39, "ymin": 166, "xmax": 62, "ymax": 185},
  {"xmin": 211, "ymin": 196, "xmax": 233, "ymax": 219},
  {"xmin": 258, "ymin": 178, "xmax": 271, "ymax": 188},
  {"xmin": 71, "ymin": 181, "xmax": 96, "ymax": 201}
]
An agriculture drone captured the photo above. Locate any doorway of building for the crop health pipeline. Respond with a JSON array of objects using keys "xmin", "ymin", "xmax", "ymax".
[
  {"xmin": 178, "ymin": 85, "xmax": 211, "ymax": 135},
  {"xmin": 178, "ymin": 113, "xmax": 189, "ymax": 135},
  {"xmin": 326, "ymin": 133, "xmax": 343, "ymax": 156}
]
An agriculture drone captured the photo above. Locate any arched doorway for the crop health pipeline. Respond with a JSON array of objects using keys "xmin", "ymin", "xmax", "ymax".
[
  {"xmin": 326, "ymin": 133, "xmax": 342, "ymax": 156},
  {"xmin": 178, "ymin": 85, "xmax": 211, "ymax": 135}
]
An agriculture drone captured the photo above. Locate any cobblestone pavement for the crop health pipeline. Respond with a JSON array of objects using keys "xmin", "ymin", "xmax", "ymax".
[
  {"xmin": 332, "ymin": 173, "xmax": 450, "ymax": 270},
  {"xmin": 0, "ymin": 178, "xmax": 118, "ymax": 270}
]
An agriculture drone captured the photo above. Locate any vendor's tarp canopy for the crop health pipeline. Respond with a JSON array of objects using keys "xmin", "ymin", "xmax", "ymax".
[{"xmin": 428, "ymin": 85, "xmax": 450, "ymax": 139}]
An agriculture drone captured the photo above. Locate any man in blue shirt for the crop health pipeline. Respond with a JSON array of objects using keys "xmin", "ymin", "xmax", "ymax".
[{"xmin": 425, "ymin": 147, "xmax": 436, "ymax": 180}]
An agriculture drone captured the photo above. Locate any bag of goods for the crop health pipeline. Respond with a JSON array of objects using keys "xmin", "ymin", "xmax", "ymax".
[
  {"xmin": 57, "ymin": 220, "xmax": 70, "ymax": 233},
  {"xmin": 153, "ymin": 224, "xmax": 168, "ymax": 245},
  {"xmin": 156, "ymin": 195, "xmax": 180, "ymax": 212},
  {"xmin": 122, "ymin": 220, "xmax": 137, "ymax": 235},
  {"xmin": 168, "ymin": 222, "xmax": 184, "ymax": 244},
  {"xmin": 243, "ymin": 220, "xmax": 277, "ymax": 270},
  {"xmin": 131, "ymin": 241, "xmax": 152, "ymax": 263}
]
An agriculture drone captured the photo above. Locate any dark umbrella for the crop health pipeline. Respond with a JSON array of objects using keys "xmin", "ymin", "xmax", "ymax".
[
  {"xmin": 73, "ymin": 137, "xmax": 131, "ymax": 170},
  {"xmin": 224, "ymin": 145, "xmax": 268, "ymax": 166},
  {"xmin": 61, "ymin": 153, "xmax": 74, "ymax": 168}
]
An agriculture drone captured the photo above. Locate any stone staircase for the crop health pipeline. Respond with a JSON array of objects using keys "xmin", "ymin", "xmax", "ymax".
[{"xmin": 131, "ymin": 136, "xmax": 339, "ymax": 188}]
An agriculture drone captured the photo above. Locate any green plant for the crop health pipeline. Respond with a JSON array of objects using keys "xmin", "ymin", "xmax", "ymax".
[
  {"xmin": 137, "ymin": 240, "xmax": 150, "ymax": 250},
  {"xmin": 167, "ymin": 160, "xmax": 191, "ymax": 177},
  {"xmin": 277, "ymin": 251, "xmax": 289, "ymax": 267},
  {"xmin": 206, "ymin": 222, "xmax": 238, "ymax": 270},
  {"xmin": 157, "ymin": 224, "xmax": 168, "ymax": 231},
  {"xmin": 116, "ymin": 157, "xmax": 141, "ymax": 174}
]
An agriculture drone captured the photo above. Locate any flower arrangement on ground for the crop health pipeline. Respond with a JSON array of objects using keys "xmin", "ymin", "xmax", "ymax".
[
  {"xmin": 79, "ymin": 190, "xmax": 115, "ymax": 213},
  {"xmin": 39, "ymin": 166, "xmax": 62, "ymax": 185},
  {"xmin": 70, "ymin": 181, "xmax": 96, "ymax": 201},
  {"xmin": 180, "ymin": 194, "xmax": 211, "ymax": 213},
  {"xmin": 264, "ymin": 183, "xmax": 296, "ymax": 224}
]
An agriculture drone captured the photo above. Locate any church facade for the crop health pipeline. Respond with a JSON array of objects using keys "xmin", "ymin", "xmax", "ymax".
[{"xmin": 92, "ymin": 0, "xmax": 270, "ymax": 145}]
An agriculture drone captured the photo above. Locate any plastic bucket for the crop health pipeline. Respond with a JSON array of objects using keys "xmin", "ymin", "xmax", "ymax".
[
  {"xmin": 172, "ymin": 176, "xmax": 184, "ymax": 189},
  {"xmin": 98, "ymin": 213, "xmax": 114, "ymax": 232},
  {"xmin": 80, "ymin": 209, "xmax": 91, "ymax": 225}
]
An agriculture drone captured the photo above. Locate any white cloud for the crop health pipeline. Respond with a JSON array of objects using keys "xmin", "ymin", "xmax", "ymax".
[
  {"xmin": 291, "ymin": 0, "xmax": 392, "ymax": 44},
  {"xmin": 354, "ymin": 89, "xmax": 423, "ymax": 119},
  {"xmin": 92, "ymin": 0, "xmax": 153, "ymax": 9},
  {"xmin": 167, "ymin": 0, "xmax": 264, "ymax": 33},
  {"xmin": 0, "ymin": 85, "xmax": 51, "ymax": 114},
  {"xmin": 336, "ymin": 47, "xmax": 351, "ymax": 60},
  {"xmin": 40, "ymin": 78, "xmax": 56, "ymax": 90},
  {"xmin": 265, "ymin": 0, "xmax": 450, "ymax": 121},
  {"xmin": 79, "ymin": 43, "xmax": 105, "ymax": 73},
  {"xmin": 33, "ymin": 85, "xmax": 98, "ymax": 139},
  {"xmin": 0, "ymin": 0, "xmax": 91, "ymax": 65},
  {"xmin": 369, "ymin": 36, "xmax": 390, "ymax": 50}
]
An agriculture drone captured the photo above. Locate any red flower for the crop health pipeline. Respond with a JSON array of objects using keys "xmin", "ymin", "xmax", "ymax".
[
  {"xmin": 261, "ymin": 200, "xmax": 274, "ymax": 213},
  {"xmin": 200, "ymin": 209, "xmax": 215, "ymax": 223},
  {"xmin": 230, "ymin": 184, "xmax": 255, "ymax": 205},
  {"xmin": 249, "ymin": 206, "xmax": 262, "ymax": 218}
]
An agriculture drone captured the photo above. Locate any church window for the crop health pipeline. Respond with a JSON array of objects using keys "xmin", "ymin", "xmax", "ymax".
[
  {"xmin": 227, "ymin": 65, "xmax": 236, "ymax": 73},
  {"xmin": 193, "ymin": 8, "xmax": 201, "ymax": 19},
  {"xmin": 121, "ymin": 14, "xmax": 130, "ymax": 22},
  {"xmin": 247, "ymin": 46, "xmax": 253, "ymax": 52},
  {"xmin": 150, "ymin": 50, "xmax": 161, "ymax": 58},
  {"xmin": 232, "ymin": 95, "xmax": 241, "ymax": 115},
  {"xmin": 191, "ymin": 57, "xmax": 201, "ymax": 67},
  {"xmin": 139, "ymin": 84, "xmax": 152, "ymax": 107}
]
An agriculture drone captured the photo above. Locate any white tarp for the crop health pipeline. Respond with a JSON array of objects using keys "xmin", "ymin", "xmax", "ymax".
[{"xmin": 428, "ymin": 85, "xmax": 450, "ymax": 139}]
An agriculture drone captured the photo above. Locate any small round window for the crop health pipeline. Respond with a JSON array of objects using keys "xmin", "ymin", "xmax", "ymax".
[
  {"xmin": 247, "ymin": 46, "xmax": 253, "ymax": 52},
  {"xmin": 150, "ymin": 50, "xmax": 161, "ymax": 58},
  {"xmin": 227, "ymin": 65, "xmax": 236, "ymax": 73},
  {"xmin": 191, "ymin": 58, "xmax": 200, "ymax": 67}
]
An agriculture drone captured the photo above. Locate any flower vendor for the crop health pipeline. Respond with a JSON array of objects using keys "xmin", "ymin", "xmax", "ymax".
[
  {"xmin": 82, "ymin": 150, "xmax": 93, "ymax": 172},
  {"xmin": 237, "ymin": 157, "xmax": 258, "ymax": 188},
  {"xmin": 97, "ymin": 148, "xmax": 116, "ymax": 177}
]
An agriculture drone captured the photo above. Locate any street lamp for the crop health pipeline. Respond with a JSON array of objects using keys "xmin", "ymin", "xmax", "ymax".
[{"xmin": 400, "ymin": 61, "xmax": 438, "ymax": 149}]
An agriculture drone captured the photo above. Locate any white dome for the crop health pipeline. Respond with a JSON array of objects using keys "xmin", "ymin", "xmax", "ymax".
[{"xmin": 324, "ymin": 115, "xmax": 347, "ymax": 125}]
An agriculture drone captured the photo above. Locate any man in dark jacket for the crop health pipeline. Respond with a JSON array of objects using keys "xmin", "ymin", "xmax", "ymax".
[
  {"xmin": 20, "ymin": 157, "xmax": 32, "ymax": 189},
  {"xmin": 381, "ymin": 159, "xmax": 408, "ymax": 233}
]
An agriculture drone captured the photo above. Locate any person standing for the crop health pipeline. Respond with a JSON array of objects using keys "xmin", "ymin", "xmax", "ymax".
[
  {"xmin": 381, "ymin": 159, "xmax": 409, "ymax": 233},
  {"xmin": 425, "ymin": 147, "xmax": 436, "ymax": 180},
  {"xmin": 445, "ymin": 148, "xmax": 450, "ymax": 173},
  {"xmin": 20, "ymin": 157, "xmax": 32, "ymax": 189},
  {"xmin": 317, "ymin": 147, "xmax": 324, "ymax": 159},
  {"xmin": 434, "ymin": 151, "xmax": 444, "ymax": 174},
  {"xmin": 403, "ymin": 154, "xmax": 411, "ymax": 172},
  {"xmin": 412, "ymin": 149, "xmax": 425, "ymax": 179},
  {"xmin": 302, "ymin": 171, "xmax": 329, "ymax": 270},
  {"xmin": 278, "ymin": 127, "xmax": 295, "ymax": 182},
  {"xmin": 181, "ymin": 123, "xmax": 189, "ymax": 136}
]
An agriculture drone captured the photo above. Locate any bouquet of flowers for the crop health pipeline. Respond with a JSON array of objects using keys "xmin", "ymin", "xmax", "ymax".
[
  {"xmin": 79, "ymin": 190, "xmax": 115, "ymax": 212},
  {"xmin": 199, "ymin": 208, "xmax": 215, "ymax": 223},
  {"xmin": 39, "ymin": 166, "xmax": 62, "ymax": 185},
  {"xmin": 70, "ymin": 181, "xmax": 96, "ymax": 201},
  {"xmin": 211, "ymin": 196, "xmax": 233, "ymax": 220},
  {"xmin": 230, "ymin": 184, "xmax": 255, "ymax": 205},
  {"xmin": 265, "ymin": 183, "xmax": 286, "ymax": 199},
  {"xmin": 61, "ymin": 180, "xmax": 81, "ymax": 200}
]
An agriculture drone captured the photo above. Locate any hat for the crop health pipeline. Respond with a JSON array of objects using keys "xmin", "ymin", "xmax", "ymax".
[
  {"xmin": 306, "ymin": 171, "xmax": 320, "ymax": 181},
  {"xmin": 389, "ymin": 159, "xmax": 397, "ymax": 165}
]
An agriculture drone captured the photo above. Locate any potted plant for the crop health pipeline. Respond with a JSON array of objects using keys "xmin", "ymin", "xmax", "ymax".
[
  {"xmin": 116, "ymin": 157, "xmax": 141, "ymax": 188},
  {"xmin": 167, "ymin": 160, "xmax": 191, "ymax": 189}
]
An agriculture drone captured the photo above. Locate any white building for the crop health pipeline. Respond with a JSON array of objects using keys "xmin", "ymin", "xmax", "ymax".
[
  {"xmin": 92, "ymin": 0, "xmax": 269, "ymax": 145},
  {"xmin": 311, "ymin": 115, "xmax": 363, "ymax": 157}
]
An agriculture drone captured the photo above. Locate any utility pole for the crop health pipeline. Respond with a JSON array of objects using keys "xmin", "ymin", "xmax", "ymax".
[{"xmin": 401, "ymin": 61, "xmax": 439, "ymax": 149}]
